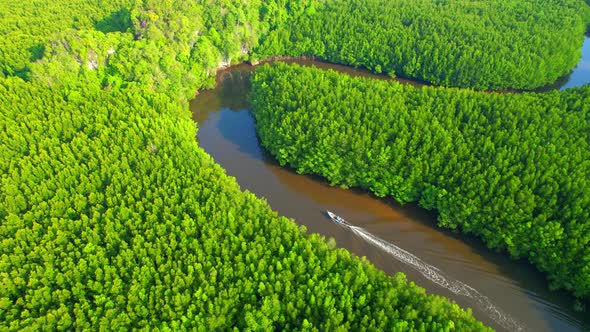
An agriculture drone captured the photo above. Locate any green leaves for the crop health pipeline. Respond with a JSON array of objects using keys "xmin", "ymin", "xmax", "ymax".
[
  {"xmin": 8, "ymin": 0, "xmax": 587, "ymax": 328},
  {"xmin": 253, "ymin": 0, "xmax": 590, "ymax": 90},
  {"xmin": 0, "ymin": 70, "xmax": 489, "ymax": 330},
  {"xmin": 252, "ymin": 63, "xmax": 590, "ymax": 300}
]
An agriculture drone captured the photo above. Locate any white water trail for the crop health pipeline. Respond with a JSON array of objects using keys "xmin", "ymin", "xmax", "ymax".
[{"xmin": 349, "ymin": 225, "xmax": 525, "ymax": 332}]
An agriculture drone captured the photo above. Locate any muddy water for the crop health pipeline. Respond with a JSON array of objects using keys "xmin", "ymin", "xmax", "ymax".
[{"xmin": 190, "ymin": 62, "xmax": 590, "ymax": 332}]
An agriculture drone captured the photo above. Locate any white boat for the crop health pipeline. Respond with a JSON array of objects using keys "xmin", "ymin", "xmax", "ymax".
[{"xmin": 326, "ymin": 211, "xmax": 350, "ymax": 226}]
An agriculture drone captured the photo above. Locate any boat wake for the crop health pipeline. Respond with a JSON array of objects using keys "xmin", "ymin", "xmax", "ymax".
[{"xmin": 349, "ymin": 225, "xmax": 525, "ymax": 332}]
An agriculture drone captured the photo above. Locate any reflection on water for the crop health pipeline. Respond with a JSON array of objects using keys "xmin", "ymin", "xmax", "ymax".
[
  {"xmin": 561, "ymin": 36, "xmax": 590, "ymax": 90},
  {"xmin": 190, "ymin": 61, "xmax": 590, "ymax": 332}
]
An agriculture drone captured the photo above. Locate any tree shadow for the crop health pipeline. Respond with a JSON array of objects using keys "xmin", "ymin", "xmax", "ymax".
[
  {"xmin": 94, "ymin": 8, "xmax": 132, "ymax": 33},
  {"xmin": 28, "ymin": 44, "xmax": 45, "ymax": 62}
]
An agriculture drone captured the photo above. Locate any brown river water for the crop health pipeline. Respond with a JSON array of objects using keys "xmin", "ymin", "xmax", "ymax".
[{"xmin": 190, "ymin": 47, "xmax": 590, "ymax": 332}]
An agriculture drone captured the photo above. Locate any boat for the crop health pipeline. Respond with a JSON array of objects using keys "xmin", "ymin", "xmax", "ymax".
[{"xmin": 326, "ymin": 210, "xmax": 350, "ymax": 226}]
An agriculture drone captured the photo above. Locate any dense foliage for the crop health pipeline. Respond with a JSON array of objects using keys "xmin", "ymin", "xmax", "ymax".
[
  {"xmin": 254, "ymin": 0, "xmax": 590, "ymax": 90},
  {"xmin": 1, "ymin": 0, "xmax": 493, "ymax": 330},
  {"xmin": 3, "ymin": 0, "xmax": 589, "ymax": 91},
  {"xmin": 0, "ymin": 77, "xmax": 490, "ymax": 330},
  {"xmin": 252, "ymin": 63, "xmax": 590, "ymax": 299},
  {"xmin": 0, "ymin": 0, "xmax": 135, "ymax": 79},
  {"xmin": 0, "ymin": 0, "xmax": 318, "ymax": 90}
]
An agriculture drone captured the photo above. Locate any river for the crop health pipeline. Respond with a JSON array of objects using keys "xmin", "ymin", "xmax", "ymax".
[{"xmin": 190, "ymin": 41, "xmax": 590, "ymax": 332}]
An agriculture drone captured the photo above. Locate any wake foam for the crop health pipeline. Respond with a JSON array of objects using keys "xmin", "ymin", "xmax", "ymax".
[{"xmin": 349, "ymin": 225, "xmax": 525, "ymax": 332}]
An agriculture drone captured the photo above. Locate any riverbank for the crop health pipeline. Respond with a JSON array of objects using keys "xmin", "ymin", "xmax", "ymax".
[
  {"xmin": 190, "ymin": 63, "xmax": 590, "ymax": 331},
  {"xmin": 252, "ymin": 62, "xmax": 590, "ymax": 300},
  {"xmin": 208, "ymin": 34, "xmax": 590, "ymax": 96}
]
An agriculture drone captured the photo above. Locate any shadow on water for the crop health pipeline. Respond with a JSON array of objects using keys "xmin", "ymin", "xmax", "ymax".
[
  {"xmin": 217, "ymin": 111, "xmax": 263, "ymax": 160},
  {"xmin": 190, "ymin": 55, "xmax": 590, "ymax": 331}
]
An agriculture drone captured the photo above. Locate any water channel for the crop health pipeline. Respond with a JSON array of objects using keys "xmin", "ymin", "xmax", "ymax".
[{"xmin": 190, "ymin": 38, "xmax": 590, "ymax": 331}]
